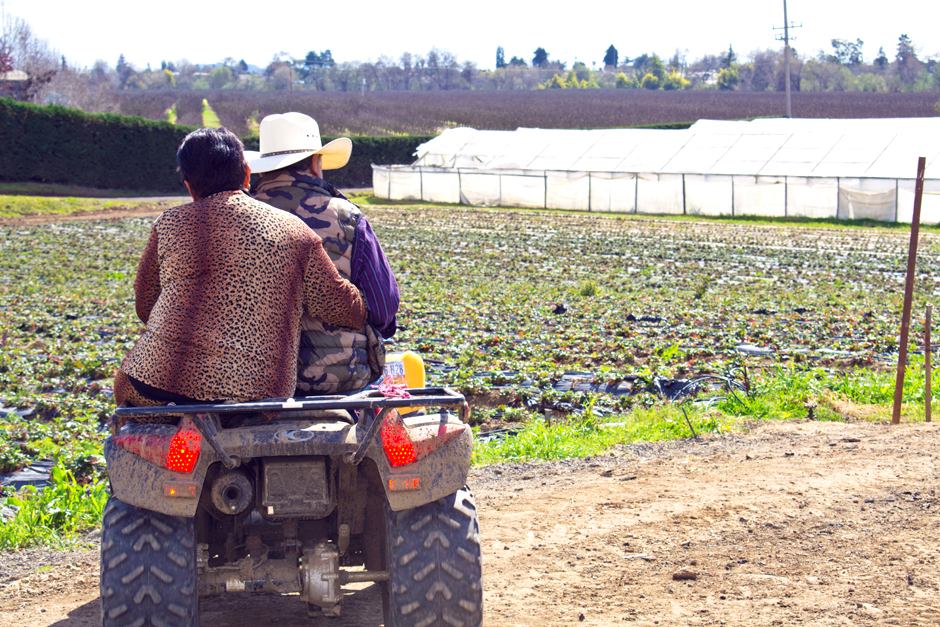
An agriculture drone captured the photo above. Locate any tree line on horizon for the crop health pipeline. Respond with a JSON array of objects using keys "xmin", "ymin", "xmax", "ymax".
[{"xmin": 1, "ymin": 10, "xmax": 938, "ymax": 115}]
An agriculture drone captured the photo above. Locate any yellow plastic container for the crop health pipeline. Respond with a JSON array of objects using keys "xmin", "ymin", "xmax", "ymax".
[{"xmin": 384, "ymin": 351, "xmax": 426, "ymax": 416}]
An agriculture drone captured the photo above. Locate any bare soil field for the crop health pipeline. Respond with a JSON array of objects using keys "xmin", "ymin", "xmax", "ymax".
[
  {"xmin": 1, "ymin": 419, "xmax": 938, "ymax": 626},
  {"xmin": 116, "ymin": 90, "xmax": 940, "ymax": 137}
]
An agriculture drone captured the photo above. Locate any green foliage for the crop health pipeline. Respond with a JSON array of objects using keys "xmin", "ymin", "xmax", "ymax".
[
  {"xmin": 641, "ymin": 73, "xmax": 660, "ymax": 89},
  {"xmin": 540, "ymin": 74, "xmax": 567, "ymax": 89},
  {"xmin": 472, "ymin": 407, "xmax": 724, "ymax": 465},
  {"xmin": 0, "ymin": 195, "xmax": 157, "ymax": 218},
  {"xmin": 578, "ymin": 280, "xmax": 599, "ymax": 297},
  {"xmin": 604, "ymin": 45, "xmax": 619, "ymax": 68},
  {"xmin": 2, "ymin": 200, "xmax": 938, "ymax": 539},
  {"xmin": 533, "ymin": 47, "xmax": 549, "ymax": 68},
  {"xmin": 648, "ymin": 55, "xmax": 667, "ymax": 81},
  {"xmin": 875, "ymin": 46, "xmax": 889, "ymax": 70},
  {"xmin": 164, "ymin": 101, "xmax": 178, "ymax": 124},
  {"xmin": 830, "ymin": 38, "xmax": 865, "ymax": 66},
  {"xmin": 0, "ymin": 97, "xmax": 191, "ymax": 192},
  {"xmin": 663, "ymin": 71, "xmax": 690, "ymax": 91},
  {"xmin": 935, "ymin": 98, "xmax": 940, "ymax": 116},
  {"xmin": 856, "ymin": 73, "xmax": 888, "ymax": 93},
  {"xmin": 201, "ymin": 98, "xmax": 221, "ymax": 128},
  {"xmin": 717, "ymin": 66, "xmax": 739, "ymax": 90},
  {"xmin": 244, "ymin": 110, "xmax": 261, "ymax": 137},
  {"xmin": 0, "ymin": 97, "xmax": 430, "ymax": 191},
  {"xmin": 721, "ymin": 45, "xmax": 737, "ymax": 69},
  {"xmin": 572, "ymin": 62, "xmax": 591, "ymax": 83},
  {"xmin": 0, "ymin": 463, "xmax": 109, "ymax": 549},
  {"xmin": 540, "ymin": 70, "xmax": 598, "ymax": 90},
  {"xmin": 209, "ymin": 66, "xmax": 234, "ymax": 90},
  {"xmin": 714, "ymin": 360, "xmax": 933, "ymax": 423},
  {"xmin": 614, "ymin": 72, "xmax": 632, "ymax": 88}
]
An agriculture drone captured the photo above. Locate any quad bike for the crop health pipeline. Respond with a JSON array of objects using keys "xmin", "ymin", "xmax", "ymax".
[{"xmin": 100, "ymin": 387, "xmax": 482, "ymax": 627}]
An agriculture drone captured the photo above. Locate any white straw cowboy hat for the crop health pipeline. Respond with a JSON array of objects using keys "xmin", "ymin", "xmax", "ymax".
[{"xmin": 245, "ymin": 112, "xmax": 352, "ymax": 173}]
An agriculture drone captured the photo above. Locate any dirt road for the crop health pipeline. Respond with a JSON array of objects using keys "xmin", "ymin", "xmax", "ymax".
[{"xmin": 1, "ymin": 419, "xmax": 938, "ymax": 626}]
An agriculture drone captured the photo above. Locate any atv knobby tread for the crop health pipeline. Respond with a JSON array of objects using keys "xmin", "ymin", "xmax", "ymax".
[
  {"xmin": 385, "ymin": 488, "xmax": 483, "ymax": 627},
  {"xmin": 100, "ymin": 496, "xmax": 198, "ymax": 627}
]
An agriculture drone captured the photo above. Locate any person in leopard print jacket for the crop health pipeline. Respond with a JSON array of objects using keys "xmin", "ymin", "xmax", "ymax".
[{"xmin": 114, "ymin": 127, "xmax": 367, "ymax": 406}]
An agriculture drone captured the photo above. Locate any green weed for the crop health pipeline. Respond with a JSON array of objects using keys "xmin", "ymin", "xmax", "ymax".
[
  {"xmin": 0, "ymin": 461, "xmax": 109, "ymax": 549},
  {"xmin": 472, "ymin": 406, "xmax": 726, "ymax": 465}
]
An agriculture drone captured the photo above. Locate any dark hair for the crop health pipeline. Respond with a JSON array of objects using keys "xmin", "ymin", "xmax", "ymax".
[
  {"xmin": 177, "ymin": 127, "xmax": 247, "ymax": 199},
  {"xmin": 284, "ymin": 154, "xmax": 314, "ymax": 173},
  {"xmin": 260, "ymin": 154, "xmax": 316, "ymax": 180}
]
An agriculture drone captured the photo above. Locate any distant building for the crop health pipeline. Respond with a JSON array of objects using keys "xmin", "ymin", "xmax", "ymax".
[
  {"xmin": 0, "ymin": 69, "xmax": 28, "ymax": 81},
  {"xmin": 0, "ymin": 69, "xmax": 29, "ymax": 100}
]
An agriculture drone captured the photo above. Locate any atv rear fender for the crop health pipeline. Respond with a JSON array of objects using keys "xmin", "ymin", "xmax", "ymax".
[{"xmin": 107, "ymin": 388, "xmax": 473, "ymax": 517}]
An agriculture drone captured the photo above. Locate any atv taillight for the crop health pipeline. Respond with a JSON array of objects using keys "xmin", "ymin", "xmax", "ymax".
[
  {"xmin": 166, "ymin": 423, "xmax": 202, "ymax": 473},
  {"xmin": 381, "ymin": 412, "xmax": 417, "ymax": 467},
  {"xmin": 112, "ymin": 417, "xmax": 202, "ymax": 474}
]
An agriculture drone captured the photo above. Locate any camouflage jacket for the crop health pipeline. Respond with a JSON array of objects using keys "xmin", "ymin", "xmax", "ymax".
[{"xmin": 253, "ymin": 170, "xmax": 387, "ymax": 395}]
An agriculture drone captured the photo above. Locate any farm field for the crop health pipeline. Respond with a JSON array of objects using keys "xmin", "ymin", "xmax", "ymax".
[
  {"xmin": 1, "ymin": 202, "xmax": 939, "ymax": 624},
  {"xmin": 114, "ymin": 90, "xmax": 940, "ymax": 136},
  {"xmin": 1, "ymin": 204, "xmax": 939, "ymax": 480}
]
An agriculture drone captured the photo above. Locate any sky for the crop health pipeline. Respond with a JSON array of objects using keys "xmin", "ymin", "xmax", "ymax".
[{"xmin": 3, "ymin": 0, "xmax": 938, "ymax": 72}]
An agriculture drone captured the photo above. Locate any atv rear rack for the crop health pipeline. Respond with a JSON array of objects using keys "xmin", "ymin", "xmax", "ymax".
[{"xmin": 112, "ymin": 387, "xmax": 470, "ymax": 469}]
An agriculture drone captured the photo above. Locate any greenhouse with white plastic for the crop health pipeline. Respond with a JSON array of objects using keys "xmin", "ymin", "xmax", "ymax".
[{"xmin": 372, "ymin": 118, "xmax": 940, "ymax": 222}]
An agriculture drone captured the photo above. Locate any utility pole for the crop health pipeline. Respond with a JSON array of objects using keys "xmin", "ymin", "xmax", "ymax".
[{"xmin": 773, "ymin": 0, "xmax": 801, "ymax": 118}]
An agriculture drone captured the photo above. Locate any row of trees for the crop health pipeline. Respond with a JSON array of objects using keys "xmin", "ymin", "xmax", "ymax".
[
  {"xmin": 702, "ymin": 35, "xmax": 937, "ymax": 93},
  {"xmin": 2, "ymin": 9, "xmax": 938, "ymax": 114}
]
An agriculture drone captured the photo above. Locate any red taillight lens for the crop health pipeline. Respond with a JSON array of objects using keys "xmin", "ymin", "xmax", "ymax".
[
  {"xmin": 111, "ymin": 433, "xmax": 173, "ymax": 466},
  {"xmin": 166, "ymin": 424, "xmax": 202, "ymax": 473},
  {"xmin": 112, "ymin": 417, "xmax": 202, "ymax": 474},
  {"xmin": 381, "ymin": 412, "xmax": 417, "ymax": 467}
]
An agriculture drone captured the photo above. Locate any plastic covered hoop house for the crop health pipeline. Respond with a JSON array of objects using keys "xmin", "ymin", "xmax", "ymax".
[{"xmin": 372, "ymin": 118, "xmax": 940, "ymax": 222}]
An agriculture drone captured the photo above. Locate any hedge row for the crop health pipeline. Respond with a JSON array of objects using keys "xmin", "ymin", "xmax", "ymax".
[
  {"xmin": 0, "ymin": 98, "xmax": 431, "ymax": 192},
  {"xmin": 0, "ymin": 98, "xmax": 192, "ymax": 193}
]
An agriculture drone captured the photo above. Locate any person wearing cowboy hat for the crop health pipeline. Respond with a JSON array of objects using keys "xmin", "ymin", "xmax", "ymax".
[{"xmin": 247, "ymin": 112, "xmax": 399, "ymax": 396}]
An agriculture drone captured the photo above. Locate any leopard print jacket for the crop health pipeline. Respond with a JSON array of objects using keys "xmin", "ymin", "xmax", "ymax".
[{"xmin": 119, "ymin": 190, "xmax": 366, "ymax": 402}]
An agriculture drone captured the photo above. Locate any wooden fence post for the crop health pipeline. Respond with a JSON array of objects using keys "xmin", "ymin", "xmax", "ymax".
[
  {"xmin": 927, "ymin": 305, "xmax": 932, "ymax": 423},
  {"xmin": 892, "ymin": 157, "xmax": 927, "ymax": 424}
]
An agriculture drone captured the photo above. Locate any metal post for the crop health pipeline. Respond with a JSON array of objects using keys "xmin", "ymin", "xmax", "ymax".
[
  {"xmin": 588, "ymin": 173, "xmax": 592, "ymax": 212},
  {"xmin": 783, "ymin": 6, "xmax": 791, "ymax": 119},
  {"xmin": 892, "ymin": 157, "xmax": 928, "ymax": 424},
  {"xmin": 774, "ymin": 1, "xmax": 800, "ymax": 118},
  {"xmin": 634, "ymin": 174, "xmax": 638, "ymax": 214},
  {"xmin": 682, "ymin": 174, "xmax": 687, "ymax": 215},
  {"xmin": 927, "ymin": 304, "xmax": 933, "ymax": 423}
]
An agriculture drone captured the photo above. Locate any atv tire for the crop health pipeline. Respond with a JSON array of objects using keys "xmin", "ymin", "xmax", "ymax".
[
  {"xmin": 100, "ymin": 496, "xmax": 198, "ymax": 627},
  {"xmin": 384, "ymin": 487, "xmax": 483, "ymax": 627}
]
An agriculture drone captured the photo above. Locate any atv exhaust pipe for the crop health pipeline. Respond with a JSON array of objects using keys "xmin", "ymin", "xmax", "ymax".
[{"xmin": 210, "ymin": 468, "xmax": 253, "ymax": 515}]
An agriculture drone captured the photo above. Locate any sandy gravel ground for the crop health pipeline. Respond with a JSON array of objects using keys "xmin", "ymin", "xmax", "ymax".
[{"xmin": 0, "ymin": 419, "xmax": 937, "ymax": 626}]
